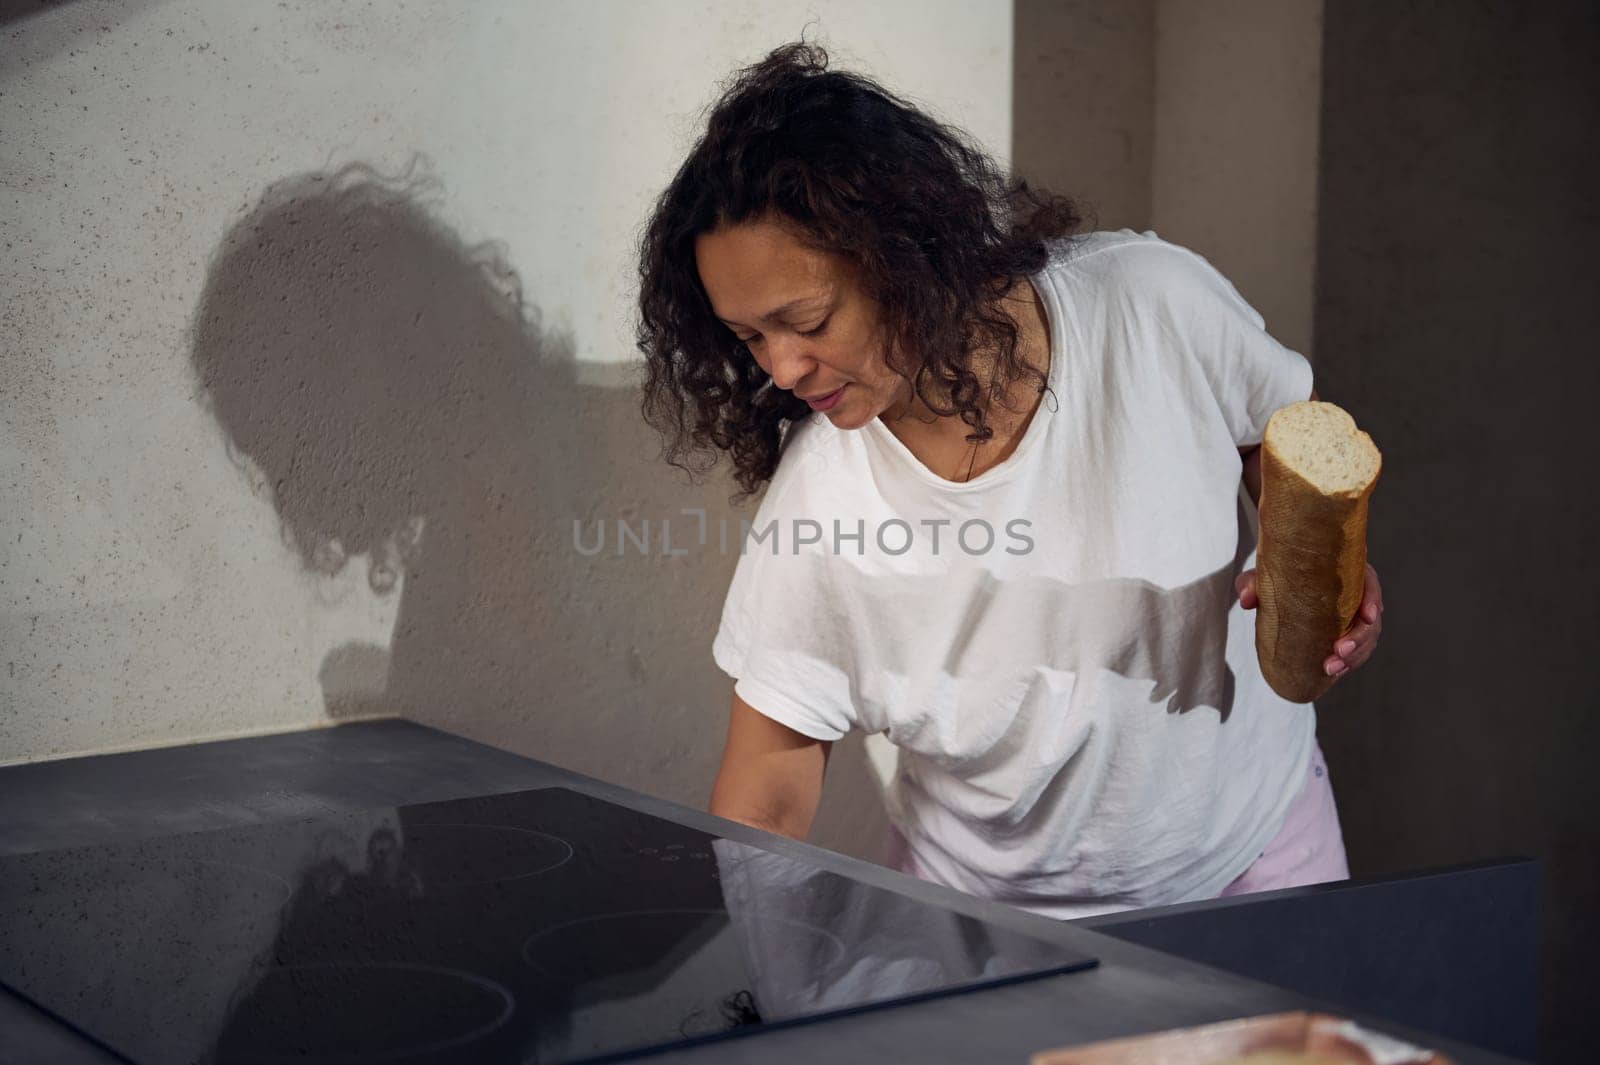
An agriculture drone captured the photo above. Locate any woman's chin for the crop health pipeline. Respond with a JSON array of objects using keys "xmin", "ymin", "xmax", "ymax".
[{"xmin": 822, "ymin": 401, "xmax": 870, "ymax": 431}]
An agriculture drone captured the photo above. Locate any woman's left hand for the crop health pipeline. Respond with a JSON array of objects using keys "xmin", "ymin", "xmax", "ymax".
[{"xmin": 1235, "ymin": 562, "xmax": 1385, "ymax": 681}]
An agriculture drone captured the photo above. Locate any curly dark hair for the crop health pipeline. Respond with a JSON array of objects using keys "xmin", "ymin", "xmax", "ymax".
[{"xmin": 637, "ymin": 41, "xmax": 1086, "ymax": 499}]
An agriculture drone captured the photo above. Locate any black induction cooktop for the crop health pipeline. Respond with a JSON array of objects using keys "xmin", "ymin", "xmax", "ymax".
[{"xmin": 0, "ymin": 786, "xmax": 1096, "ymax": 1063}]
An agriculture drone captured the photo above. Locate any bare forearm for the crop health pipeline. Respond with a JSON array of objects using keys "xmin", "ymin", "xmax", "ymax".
[
  {"xmin": 709, "ymin": 771, "xmax": 818, "ymax": 840},
  {"xmin": 708, "ymin": 692, "xmax": 829, "ymax": 841}
]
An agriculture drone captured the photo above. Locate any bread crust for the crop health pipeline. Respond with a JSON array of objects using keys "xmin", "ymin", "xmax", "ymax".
[{"xmin": 1255, "ymin": 401, "xmax": 1382, "ymax": 703}]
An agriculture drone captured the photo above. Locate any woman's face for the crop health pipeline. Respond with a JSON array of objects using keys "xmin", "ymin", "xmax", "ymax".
[{"xmin": 694, "ymin": 217, "xmax": 912, "ymax": 430}]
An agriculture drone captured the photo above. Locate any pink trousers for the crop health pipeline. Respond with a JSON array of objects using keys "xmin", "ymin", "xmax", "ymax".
[{"xmin": 1218, "ymin": 741, "xmax": 1350, "ymax": 897}]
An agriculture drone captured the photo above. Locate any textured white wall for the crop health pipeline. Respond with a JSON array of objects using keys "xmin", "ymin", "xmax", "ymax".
[{"xmin": 0, "ymin": 0, "xmax": 1012, "ymax": 860}]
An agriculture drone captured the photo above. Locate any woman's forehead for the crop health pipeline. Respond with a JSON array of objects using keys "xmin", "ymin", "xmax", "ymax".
[{"xmin": 694, "ymin": 220, "xmax": 839, "ymax": 322}]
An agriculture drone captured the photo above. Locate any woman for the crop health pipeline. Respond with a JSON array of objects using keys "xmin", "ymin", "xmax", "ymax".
[{"xmin": 637, "ymin": 43, "xmax": 1383, "ymax": 917}]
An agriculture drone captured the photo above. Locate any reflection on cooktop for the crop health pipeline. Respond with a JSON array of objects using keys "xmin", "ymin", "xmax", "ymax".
[
  {"xmin": 215, "ymin": 963, "xmax": 515, "ymax": 1064},
  {"xmin": 0, "ymin": 787, "xmax": 1096, "ymax": 1064},
  {"xmin": 370, "ymin": 822, "xmax": 574, "ymax": 889},
  {"xmin": 522, "ymin": 908, "xmax": 847, "ymax": 985}
]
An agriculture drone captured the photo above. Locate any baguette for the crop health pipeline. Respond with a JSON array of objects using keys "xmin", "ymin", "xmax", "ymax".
[{"xmin": 1254, "ymin": 401, "xmax": 1382, "ymax": 703}]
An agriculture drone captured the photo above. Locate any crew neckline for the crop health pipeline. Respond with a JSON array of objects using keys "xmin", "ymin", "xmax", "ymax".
[{"xmin": 862, "ymin": 273, "xmax": 1064, "ymax": 492}]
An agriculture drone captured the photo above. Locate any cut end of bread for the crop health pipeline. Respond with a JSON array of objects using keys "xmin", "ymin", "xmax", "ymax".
[{"xmin": 1263, "ymin": 401, "xmax": 1381, "ymax": 495}]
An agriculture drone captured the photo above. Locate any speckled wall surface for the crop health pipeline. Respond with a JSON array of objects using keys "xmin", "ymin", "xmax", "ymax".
[
  {"xmin": 1311, "ymin": 2, "xmax": 1599, "ymax": 1059},
  {"xmin": 0, "ymin": 0, "xmax": 1014, "ymax": 864}
]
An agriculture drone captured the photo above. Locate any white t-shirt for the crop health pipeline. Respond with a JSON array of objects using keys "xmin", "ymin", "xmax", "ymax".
[{"xmin": 711, "ymin": 229, "xmax": 1318, "ymax": 919}]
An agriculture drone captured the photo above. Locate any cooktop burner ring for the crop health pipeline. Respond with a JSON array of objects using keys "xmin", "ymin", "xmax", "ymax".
[
  {"xmin": 398, "ymin": 821, "xmax": 574, "ymax": 887},
  {"xmin": 214, "ymin": 960, "xmax": 516, "ymax": 1064},
  {"xmin": 519, "ymin": 907, "xmax": 850, "ymax": 978}
]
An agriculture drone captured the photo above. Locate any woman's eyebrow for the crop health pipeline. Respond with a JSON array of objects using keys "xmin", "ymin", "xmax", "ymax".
[{"xmin": 717, "ymin": 296, "xmax": 827, "ymax": 328}]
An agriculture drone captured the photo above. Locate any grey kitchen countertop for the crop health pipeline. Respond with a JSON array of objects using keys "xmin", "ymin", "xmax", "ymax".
[{"xmin": 0, "ymin": 719, "xmax": 1526, "ymax": 1065}]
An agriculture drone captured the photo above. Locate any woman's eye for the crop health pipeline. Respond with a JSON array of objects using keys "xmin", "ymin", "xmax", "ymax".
[
  {"xmin": 740, "ymin": 334, "xmax": 762, "ymax": 346},
  {"xmin": 798, "ymin": 318, "xmax": 829, "ymax": 338}
]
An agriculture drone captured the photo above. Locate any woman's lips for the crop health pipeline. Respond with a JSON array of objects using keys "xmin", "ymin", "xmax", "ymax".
[{"xmin": 806, "ymin": 385, "xmax": 846, "ymax": 412}]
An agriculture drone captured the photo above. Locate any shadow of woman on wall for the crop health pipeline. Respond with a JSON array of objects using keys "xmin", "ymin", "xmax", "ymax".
[{"xmin": 185, "ymin": 161, "xmax": 891, "ymax": 861}]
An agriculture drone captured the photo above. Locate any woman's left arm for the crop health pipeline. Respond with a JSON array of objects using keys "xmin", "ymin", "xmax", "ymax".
[{"xmin": 1235, "ymin": 386, "xmax": 1385, "ymax": 683}]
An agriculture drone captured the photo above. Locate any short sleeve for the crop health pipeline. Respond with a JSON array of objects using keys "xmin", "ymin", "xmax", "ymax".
[
  {"xmin": 711, "ymin": 446, "xmax": 859, "ymax": 743},
  {"xmin": 1126, "ymin": 240, "xmax": 1314, "ymax": 447}
]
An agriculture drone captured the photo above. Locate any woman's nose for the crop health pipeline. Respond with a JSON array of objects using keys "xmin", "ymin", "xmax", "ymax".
[{"xmin": 764, "ymin": 336, "xmax": 816, "ymax": 392}]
